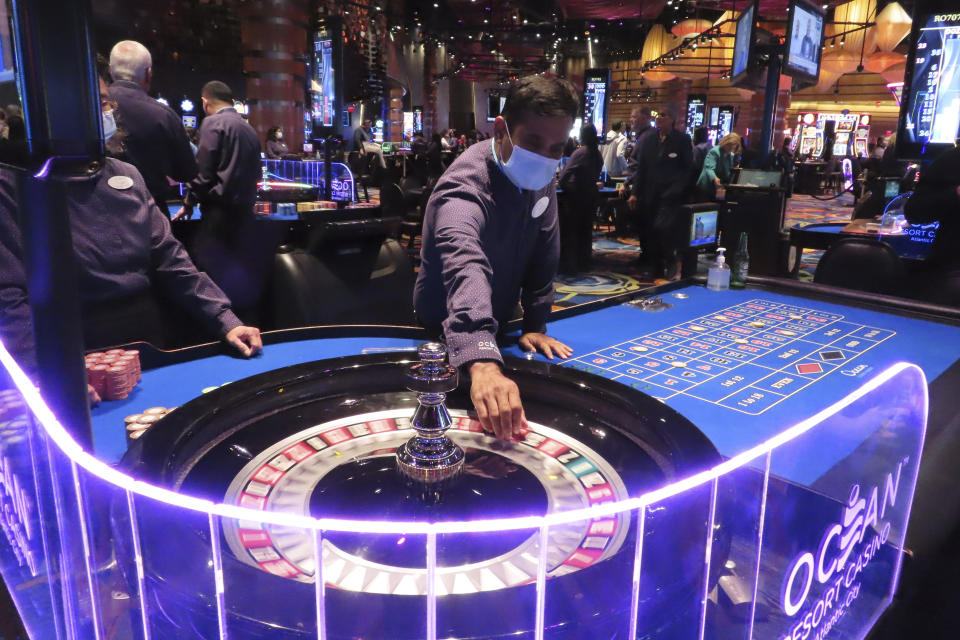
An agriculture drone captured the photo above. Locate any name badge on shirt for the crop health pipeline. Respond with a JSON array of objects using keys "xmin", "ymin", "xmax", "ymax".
[
  {"xmin": 108, "ymin": 175, "xmax": 134, "ymax": 190},
  {"xmin": 532, "ymin": 196, "xmax": 549, "ymax": 218}
]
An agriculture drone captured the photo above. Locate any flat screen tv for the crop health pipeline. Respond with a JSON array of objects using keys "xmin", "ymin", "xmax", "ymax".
[
  {"xmin": 689, "ymin": 208, "xmax": 719, "ymax": 249},
  {"xmin": 896, "ymin": 9, "xmax": 960, "ymax": 159},
  {"xmin": 783, "ymin": 0, "xmax": 825, "ymax": 84},
  {"xmin": 731, "ymin": 2, "xmax": 757, "ymax": 85}
]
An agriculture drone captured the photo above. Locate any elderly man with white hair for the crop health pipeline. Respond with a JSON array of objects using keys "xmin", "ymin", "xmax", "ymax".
[{"xmin": 108, "ymin": 40, "xmax": 197, "ymax": 210}]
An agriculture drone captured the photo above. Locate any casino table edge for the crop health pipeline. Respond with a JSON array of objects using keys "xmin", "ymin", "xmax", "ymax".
[{"xmin": 106, "ymin": 277, "xmax": 960, "ymax": 372}]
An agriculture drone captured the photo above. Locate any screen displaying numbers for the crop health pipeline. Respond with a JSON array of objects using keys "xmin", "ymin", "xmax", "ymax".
[{"xmin": 904, "ymin": 16, "xmax": 960, "ymax": 146}]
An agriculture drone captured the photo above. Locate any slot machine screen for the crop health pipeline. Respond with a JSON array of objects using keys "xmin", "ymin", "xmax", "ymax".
[
  {"xmin": 181, "ymin": 115, "xmax": 197, "ymax": 129},
  {"xmin": 303, "ymin": 143, "xmax": 314, "ymax": 154},
  {"xmin": 402, "ymin": 112, "xmax": 413, "ymax": 140},
  {"xmin": 897, "ymin": 11, "xmax": 960, "ymax": 158}
]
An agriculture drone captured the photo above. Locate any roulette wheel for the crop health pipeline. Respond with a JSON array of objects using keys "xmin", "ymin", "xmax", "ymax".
[{"xmin": 116, "ymin": 344, "xmax": 726, "ymax": 639}]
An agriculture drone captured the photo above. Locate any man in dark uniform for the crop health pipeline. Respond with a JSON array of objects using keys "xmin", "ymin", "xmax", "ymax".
[
  {"xmin": 108, "ymin": 40, "xmax": 197, "ymax": 210},
  {"xmin": 174, "ymin": 81, "xmax": 265, "ymax": 319},
  {"xmin": 176, "ymin": 81, "xmax": 261, "ymax": 228},
  {"xmin": 645, "ymin": 108, "xmax": 694, "ymax": 279},
  {"xmin": 622, "ymin": 106, "xmax": 657, "ymax": 271},
  {"xmin": 414, "ymin": 75, "xmax": 577, "ymax": 440},
  {"xmin": 0, "ymin": 74, "xmax": 262, "ymax": 363},
  {"xmin": 0, "ymin": 206, "xmax": 36, "ymax": 374}
]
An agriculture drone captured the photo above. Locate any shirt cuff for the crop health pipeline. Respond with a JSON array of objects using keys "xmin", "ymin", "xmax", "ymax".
[
  {"xmin": 215, "ymin": 309, "xmax": 243, "ymax": 337},
  {"xmin": 445, "ymin": 329, "xmax": 502, "ymax": 369}
]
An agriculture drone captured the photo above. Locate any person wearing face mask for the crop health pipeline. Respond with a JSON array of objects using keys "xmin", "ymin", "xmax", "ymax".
[
  {"xmin": 696, "ymin": 133, "xmax": 741, "ymax": 201},
  {"xmin": 265, "ymin": 126, "xmax": 289, "ymax": 159},
  {"xmin": 413, "ymin": 74, "xmax": 577, "ymax": 441},
  {"xmin": 108, "ymin": 40, "xmax": 197, "ymax": 211},
  {"xmin": 0, "ymin": 65, "xmax": 263, "ymax": 360}
]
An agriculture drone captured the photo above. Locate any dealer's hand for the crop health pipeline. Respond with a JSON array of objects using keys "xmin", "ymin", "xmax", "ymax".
[
  {"xmin": 469, "ymin": 361, "xmax": 526, "ymax": 440},
  {"xmin": 87, "ymin": 384, "xmax": 101, "ymax": 406},
  {"xmin": 627, "ymin": 194, "xmax": 639, "ymax": 211},
  {"xmin": 519, "ymin": 332, "xmax": 573, "ymax": 360},
  {"xmin": 225, "ymin": 325, "xmax": 263, "ymax": 358}
]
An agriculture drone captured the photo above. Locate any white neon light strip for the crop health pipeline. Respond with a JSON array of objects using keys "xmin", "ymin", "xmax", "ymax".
[{"xmin": 0, "ymin": 339, "xmax": 928, "ymax": 537}]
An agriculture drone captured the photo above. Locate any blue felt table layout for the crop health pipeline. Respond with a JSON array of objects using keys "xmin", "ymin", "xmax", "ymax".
[
  {"xmin": 89, "ymin": 285, "xmax": 960, "ymax": 485},
  {"xmin": 503, "ymin": 285, "xmax": 960, "ymax": 478}
]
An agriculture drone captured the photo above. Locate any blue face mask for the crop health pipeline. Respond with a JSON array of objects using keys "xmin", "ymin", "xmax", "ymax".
[
  {"xmin": 493, "ymin": 123, "xmax": 560, "ymax": 191},
  {"xmin": 102, "ymin": 109, "xmax": 117, "ymax": 142}
]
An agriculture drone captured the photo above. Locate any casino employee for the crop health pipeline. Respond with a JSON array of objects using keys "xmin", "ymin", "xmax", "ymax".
[
  {"xmin": 413, "ymin": 74, "xmax": 576, "ymax": 441},
  {"xmin": 0, "ymin": 72, "xmax": 262, "ymax": 359}
]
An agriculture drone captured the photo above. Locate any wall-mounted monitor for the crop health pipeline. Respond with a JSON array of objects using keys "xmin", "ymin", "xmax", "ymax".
[
  {"xmin": 897, "ymin": 10, "xmax": 960, "ymax": 159},
  {"xmin": 583, "ymin": 69, "xmax": 611, "ymax": 135},
  {"xmin": 731, "ymin": 2, "xmax": 757, "ymax": 86},
  {"xmin": 181, "ymin": 115, "xmax": 197, "ymax": 129},
  {"xmin": 783, "ymin": 0, "xmax": 825, "ymax": 84}
]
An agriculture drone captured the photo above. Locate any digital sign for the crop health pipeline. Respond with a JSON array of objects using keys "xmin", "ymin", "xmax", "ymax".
[
  {"xmin": 731, "ymin": 2, "xmax": 756, "ymax": 81},
  {"xmin": 181, "ymin": 115, "xmax": 197, "ymax": 129},
  {"xmin": 402, "ymin": 112, "xmax": 413, "ymax": 140},
  {"xmin": 685, "ymin": 94, "xmax": 707, "ymax": 136},
  {"xmin": 898, "ymin": 12, "xmax": 960, "ymax": 157},
  {"xmin": 413, "ymin": 106, "xmax": 423, "ymax": 134},
  {"xmin": 309, "ymin": 20, "xmax": 343, "ymax": 131},
  {"xmin": 783, "ymin": 0, "xmax": 825, "ymax": 82},
  {"xmin": 583, "ymin": 69, "xmax": 611, "ymax": 136}
]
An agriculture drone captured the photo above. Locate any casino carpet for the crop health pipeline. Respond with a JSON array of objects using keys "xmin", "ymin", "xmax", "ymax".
[{"xmin": 549, "ymin": 192, "xmax": 856, "ymax": 309}]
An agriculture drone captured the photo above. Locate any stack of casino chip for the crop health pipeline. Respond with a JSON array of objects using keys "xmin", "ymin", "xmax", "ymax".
[
  {"xmin": 124, "ymin": 406, "xmax": 174, "ymax": 444},
  {"xmin": 85, "ymin": 349, "xmax": 142, "ymax": 401}
]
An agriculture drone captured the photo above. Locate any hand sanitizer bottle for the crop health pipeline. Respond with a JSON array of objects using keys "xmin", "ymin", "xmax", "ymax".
[{"xmin": 707, "ymin": 247, "xmax": 731, "ymax": 291}]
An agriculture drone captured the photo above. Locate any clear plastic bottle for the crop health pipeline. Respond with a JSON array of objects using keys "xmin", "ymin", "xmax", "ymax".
[{"xmin": 707, "ymin": 247, "xmax": 731, "ymax": 291}]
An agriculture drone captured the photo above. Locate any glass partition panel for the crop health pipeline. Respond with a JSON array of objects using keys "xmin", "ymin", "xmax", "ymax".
[
  {"xmin": 0, "ymin": 342, "xmax": 928, "ymax": 640},
  {"xmin": 634, "ymin": 481, "xmax": 715, "ymax": 639},
  {"xmin": 756, "ymin": 364, "xmax": 926, "ymax": 639},
  {"xmin": 437, "ymin": 524, "xmax": 540, "ymax": 638}
]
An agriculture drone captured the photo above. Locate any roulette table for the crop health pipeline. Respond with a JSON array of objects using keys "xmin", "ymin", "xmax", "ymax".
[
  {"xmin": 15, "ymin": 276, "xmax": 956, "ymax": 640},
  {"xmin": 113, "ymin": 345, "xmax": 725, "ymax": 639}
]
